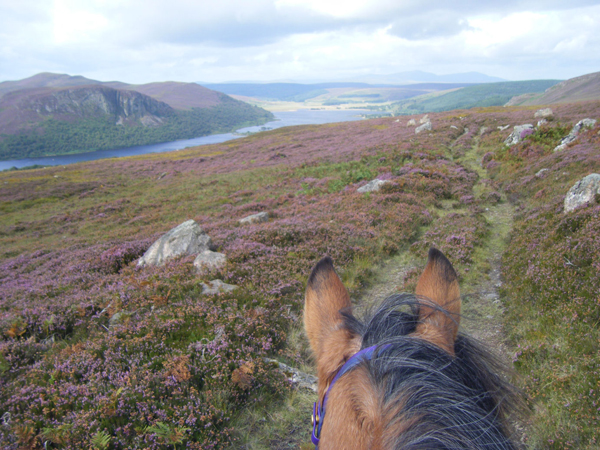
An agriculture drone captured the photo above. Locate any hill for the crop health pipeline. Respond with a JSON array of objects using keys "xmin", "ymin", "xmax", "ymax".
[
  {"xmin": 201, "ymin": 81, "xmax": 474, "ymax": 103},
  {"xmin": 341, "ymin": 70, "xmax": 506, "ymax": 85},
  {"xmin": 0, "ymin": 74, "xmax": 274, "ymax": 160},
  {"xmin": 1, "ymin": 100, "xmax": 599, "ymax": 448},
  {"xmin": 383, "ymin": 79, "xmax": 561, "ymax": 115},
  {"xmin": 506, "ymin": 71, "xmax": 600, "ymax": 106}
]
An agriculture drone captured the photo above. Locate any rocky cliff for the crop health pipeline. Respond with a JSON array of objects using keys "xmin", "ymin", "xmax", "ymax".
[{"xmin": 0, "ymin": 86, "xmax": 174, "ymax": 134}]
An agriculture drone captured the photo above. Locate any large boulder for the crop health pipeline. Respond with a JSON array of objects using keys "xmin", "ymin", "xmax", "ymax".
[
  {"xmin": 564, "ymin": 173, "xmax": 600, "ymax": 213},
  {"xmin": 138, "ymin": 220, "xmax": 212, "ymax": 267},
  {"xmin": 194, "ymin": 250, "xmax": 227, "ymax": 272},
  {"xmin": 415, "ymin": 121, "xmax": 432, "ymax": 134},
  {"xmin": 239, "ymin": 212, "xmax": 269, "ymax": 225},
  {"xmin": 504, "ymin": 124, "xmax": 533, "ymax": 146},
  {"xmin": 357, "ymin": 179, "xmax": 391, "ymax": 193},
  {"xmin": 554, "ymin": 118, "xmax": 597, "ymax": 152},
  {"xmin": 406, "ymin": 118, "xmax": 416, "ymax": 126}
]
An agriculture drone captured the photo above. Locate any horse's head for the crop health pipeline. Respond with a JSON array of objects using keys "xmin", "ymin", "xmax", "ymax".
[{"xmin": 304, "ymin": 248, "xmax": 518, "ymax": 449}]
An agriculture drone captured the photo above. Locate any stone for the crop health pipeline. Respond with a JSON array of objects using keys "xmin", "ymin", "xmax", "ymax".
[
  {"xmin": 415, "ymin": 121, "xmax": 432, "ymax": 134},
  {"xmin": 564, "ymin": 173, "xmax": 600, "ymax": 213},
  {"xmin": 537, "ymin": 119, "xmax": 547, "ymax": 127},
  {"xmin": 419, "ymin": 114, "xmax": 430, "ymax": 124},
  {"xmin": 535, "ymin": 168, "xmax": 549, "ymax": 178},
  {"xmin": 554, "ymin": 118, "xmax": 597, "ymax": 152},
  {"xmin": 357, "ymin": 179, "xmax": 391, "ymax": 193},
  {"xmin": 138, "ymin": 220, "xmax": 212, "ymax": 267},
  {"xmin": 504, "ymin": 124, "xmax": 534, "ymax": 146},
  {"xmin": 264, "ymin": 358, "xmax": 317, "ymax": 392},
  {"xmin": 534, "ymin": 108, "xmax": 553, "ymax": 118},
  {"xmin": 406, "ymin": 118, "xmax": 416, "ymax": 126},
  {"xmin": 201, "ymin": 279, "xmax": 238, "ymax": 295},
  {"xmin": 194, "ymin": 250, "xmax": 227, "ymax": 272},
  {"xmin": 239, "ymin": 212, "xmax": 269, "ymax": 225},
  {"xmin": 497, "ymin": 125, "xmax": 510, "ymax": 131},
  {"xmin": 109, "ymin": 311, "xmax": 129, "ymax": 328},
  {"xmin": 450, "ymin": 125, "xmax": 459, "ymax": 130}
]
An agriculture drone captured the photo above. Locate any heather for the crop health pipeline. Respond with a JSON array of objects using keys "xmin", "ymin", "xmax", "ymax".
[
  {"xmin": 0, "ymin": 113, "xmax": 482, "ymax": 448},
  {"xmin": 1, "ymin": 102, "xmax": 599, "ymax": 448},
  {"xmin": 473, "ymin": 101, "xmax": 600, "ymax": 448}
]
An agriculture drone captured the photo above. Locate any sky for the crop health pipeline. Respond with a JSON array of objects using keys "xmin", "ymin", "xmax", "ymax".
[{"xmin": 1, "ymin": 0, "xmax": 600, "ymax": 85}]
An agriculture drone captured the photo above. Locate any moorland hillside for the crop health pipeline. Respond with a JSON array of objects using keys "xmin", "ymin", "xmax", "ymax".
[{"xmin": 1, "ymin": 101, "xmax": 599, "ymax": 449}]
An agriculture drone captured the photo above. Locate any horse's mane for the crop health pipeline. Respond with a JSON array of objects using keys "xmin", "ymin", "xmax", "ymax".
[{"xmin": 340, "ymin": 293, "xmax": 523, "ymax": 450}]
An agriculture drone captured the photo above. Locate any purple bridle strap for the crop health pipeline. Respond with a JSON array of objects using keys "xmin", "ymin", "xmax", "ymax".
[{"xmin": 311, "ymin": 344, "xmax": 391, "ymax": 448}]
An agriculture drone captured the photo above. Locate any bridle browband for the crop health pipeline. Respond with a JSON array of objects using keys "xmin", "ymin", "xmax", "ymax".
[{"xmin": 311, "ymin": 344, "xmax": 391, "ymax": 448}]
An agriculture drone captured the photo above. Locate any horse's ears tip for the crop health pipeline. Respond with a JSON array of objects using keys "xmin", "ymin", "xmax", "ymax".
[
  {"xmin": 308, "ymin": 256, "xmax": 335, "ymax": 286},
  {"xmin": 428, "ymin": 247, "xmax": 444, "ymax": 262}
]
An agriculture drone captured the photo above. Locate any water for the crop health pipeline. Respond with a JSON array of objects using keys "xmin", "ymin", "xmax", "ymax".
[{"xmin": 0, "ymin": 109, "xmax": 378, "ymax": 171}]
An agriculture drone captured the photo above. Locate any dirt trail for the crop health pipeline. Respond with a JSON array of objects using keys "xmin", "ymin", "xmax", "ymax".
[{"xmin": 357, "ymin": 125, "xmax": 516, "ymax": 362}]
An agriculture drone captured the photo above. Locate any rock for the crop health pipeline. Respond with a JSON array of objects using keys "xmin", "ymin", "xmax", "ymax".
[
  {"xmin": 450, "ymin": 125, "xmax": 458, "ymax": 130},
  {"xmin": 357, "ymin": 179, "xmax": 391, "ymax": 193},
  {"xmin": 498, "ymin": 125, "xmax": 510, "ymax": 131},
  {"xmin": 194, "ymin": 250, "xmax": 227, "ymax": 272},
  {"xmin": 201, "ymin": 279, "xmax": 238, "ymax": 295},
  {"xmin": 554, "ymin": 118, "xmax": 597, "ymax": 152},
  {"xmin": 504, "ymin": 124, "xmax": 534, "ymax": 146},
  {"xmin": 534, "ymin": 108, "xmax": 553, "ymax": 118},
  {"xmin": 419, "ymin": 114, "xmax": 430, "ymax": 124},
  {"xmin": 537, "ymin": 119, "xmax": 547, "ymax": 127},
  {"xmin": 264, "ymin": 358, "xmax": 317, "ymax": 392},
  {"xmin": 109, "ymin": 311, "xmax": 129, "ymax": 328},
  {"xmin": 535, "ymin": 168, "xmax": 549, "ymax": 178},
  {"xmin": 239, "ymin": 212, "xmax": 269, "ymax": 225},
  {"xmin": 415, "ymin": 121, "xmax": 432, "ymax": 134},
  {"xmin": 564, "ymin": 173, "xmax": 600, "ymax": 213},
  {"xmin": 138, "ymin": 220, "xmax": 212, "ymax": 267},
  {"xmin": 406, "ymin": 118, "xmax": 416, "ymax": 126}
]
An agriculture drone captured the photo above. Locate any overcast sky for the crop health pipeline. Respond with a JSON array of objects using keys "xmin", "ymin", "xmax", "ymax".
[{"xmin": 1, "ymin": 0, "xmax": 600, "ymax": 84}]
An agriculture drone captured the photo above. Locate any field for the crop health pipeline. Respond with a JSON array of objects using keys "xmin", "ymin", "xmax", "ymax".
[{"xmin": 1, "ymin": 101, "xmax": 599, "ymax": 448}]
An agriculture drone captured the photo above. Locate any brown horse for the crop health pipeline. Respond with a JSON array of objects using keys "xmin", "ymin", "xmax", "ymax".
[{"xmin": 304, "ymin": 248, "xmax": 521, "ymax": 449}]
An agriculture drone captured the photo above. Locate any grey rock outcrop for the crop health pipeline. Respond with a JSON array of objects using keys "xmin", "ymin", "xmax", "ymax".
[
  {"xmin": 498, "ymin": 125, "xmax": 510, "ymax": 131},
  {"xmin": 554, "ymin": 118, "xmax": 597, "ymax": 152},
  {"xmin": 138, "ymin": 220, "xmax": 212, "ymax": 267},
  {"xmin": 239, "ymin": 212, "xmax": 269, "ymax": 225},
  {"xmin": 419, "ymin": 114, "xmax": 430, "ymax": 124},
  {"xmin": 415, "ymin": 121, "xmax": 432, "ymax": 134},
  {"xmin": 564, "ymin": 173, "xmax": 600, "ymax": 213},
  {"xmin": 194, "ymin": 250, "xmax": 227, "ymax": 272},
  {"xmin": 537, "ymin": 119, "xmax": 548, "ymax": 127},
  {"xmin": 534, "ymin": 108, "xmax": 553, "ymax": 118},
  {"xmin": 357, "ymin": 179, "xmax": 391, "ymax": 193},
  {"xmin": 535, "ymin": 168, "xmax": 549, "ymax": 178},
  {"xmin": 201, "ymin": 279, "xmax": 238, "ymax": 295},
  {"xmin": 264, "ymin": 358, "xmax": 317, "ymax": 392},
  {"xmin": 406, "ymin": 118, "xmax": 416, "ymax": 126},
  {"xmin": 504, "ymin": 124, "xmax": 533, "ymax": 146}
]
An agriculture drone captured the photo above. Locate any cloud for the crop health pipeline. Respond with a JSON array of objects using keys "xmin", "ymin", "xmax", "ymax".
[{"xmin": 0, "ymin": 0, "xmax": 599, "ymax": 83}]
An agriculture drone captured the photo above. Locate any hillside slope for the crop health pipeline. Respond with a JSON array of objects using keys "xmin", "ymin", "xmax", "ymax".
[
  {"xmin": 0, "ymin": 74, "xmax": 274, "ymax": 160},
  {"xmin": 507, "ymin": 71, "xmax": 600, "ymax": 106},
  {"xmin": 1, "ymin": 101, "xmax": 599, "ymax": 448},
  {"xmin": 384, "ymin": 80, "xmax": 561, "ymax": 115}
]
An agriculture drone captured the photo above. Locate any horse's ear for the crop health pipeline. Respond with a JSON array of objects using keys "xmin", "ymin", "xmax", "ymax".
[
  {"xmin": 305, "ymin": 257, "xmax": 361, "ymax": 393},
  {"xmin": 414, "ymin": 248, "xmax": 461, "ymax": 355}
]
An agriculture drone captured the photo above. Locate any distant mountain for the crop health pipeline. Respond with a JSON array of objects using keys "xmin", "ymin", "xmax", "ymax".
[
  {"xmin": 342, "ymin": 71, "xmax": 506, "ymax": 85},
  {"xmin": 0, "ymin": 73, "xmax": 230, "ymax": 111},
  {"xmin": 506, "ymin": 71, "xmax": 600, "ymax": 106},
  {"xmin": 201, "ymin": 81, "xmax": 475, "ymax": 102},
  {"xmin": 386, "ymin": 80, "xmax": 562, "ymax": 115},
  {"xmin": 0, "ymin": 73, "xmax": 274, "ymax": 160}
]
